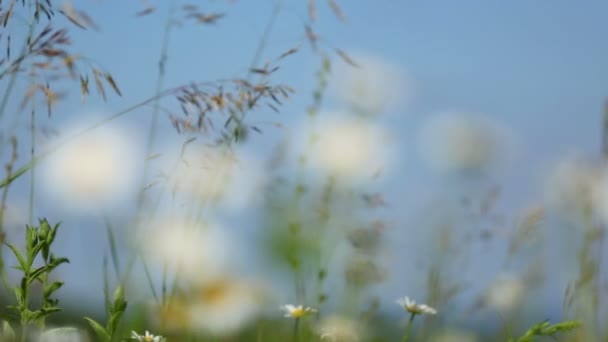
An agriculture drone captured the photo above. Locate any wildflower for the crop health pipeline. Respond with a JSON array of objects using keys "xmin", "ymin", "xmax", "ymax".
[
  {"xmin": 396, "ymin": 296, "xmax": 437, "ymax": 315},
  {"xmin": 163, "ymin": 141, "xmax": 265, "ymax": 211},
  {"xmin": 281, "ymin": 304, "xmax": 317, "ymax": 318},
  {"xmin": 131, "ymin": 330, "xmax": 165, "ymax": 342},
  {"xmin": 138, "ymin": 217, "xmax": 234, "ymax": 282},
  {"xmin": 36, "ymin": 327, "xmax": 89, "ymax": 342},
  {"xmin": 317, "ymin": 315, "xmax": 364, "ymax": 342},
  {"xmin": 428, "ymin": 329, "xmax": 478, "ymax": 342},
  {"xmin": 344, "ymin": 255, "xmax": 384, "ymax": 286},
  {"xmin": 484, "ymin": 273, "xmax": 524, "ymax": 313},
  {"xmin": 397, "ymin": 297, "xmax": 437, "ymax": 341},
  {"xmin": 331, "ymin": 52, "xmax": 408, "ymax": 115},
  {"xmin": 183, "ymin": 278, "xmax": 266, "ymax": 336},
  {"xmin": 545, "ymin": 155, "xmax": 602, "ymax": 221},
  {"xmin": 41, "ymin": 121, "xmax": 139, "ymax": 211},
  {"xmin": 418, "ymin": 113, "xmax": 509, "ymax": 174},
  {"xmin": 168, "ymin": 143, "xmax": 236, "ymax": 203},
  {"xmin": 592, "ymin": 170, "xmax": 608, "ymax": 224},
  {"xmin": 307, "ymin": 112, "xmax": 393, "ymax": 180}
]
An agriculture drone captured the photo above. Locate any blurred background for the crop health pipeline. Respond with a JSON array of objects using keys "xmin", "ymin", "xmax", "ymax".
[{"xmin": 1, "ymin": 1, "xmax": 608, "ymax": 341}]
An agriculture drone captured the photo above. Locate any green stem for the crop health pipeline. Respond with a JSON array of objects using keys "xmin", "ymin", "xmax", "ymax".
[
  {"xmin": 103, "ymin": 214, "xmax": 121, "ymax": 278},
  {"xmin": 225, "ymin": 0, "xmax": 284, "ymax": 141},
  {"xmin": 142, "ymin": 256, "xmax": 160, "ymax": 304},
  {"xmin": 248, "ymin": 0, "xmax": 283, "ymax": 74},
  {"xmin": 293, "ymin": 317, "xmax": 300, "ymax": 342},
  {"xmin": 402, "ymin": 312, "xmax": 416, "ymax": 342},
  {"xmin": 39, "ymin": 263, "xmax": 49, "ymax": 330},
  {"xmin": 0, "ymin": 12, "xmax": 36, "ymax": 121},
  {"xmin": 20, "ymin": 278, "xmax": 30, "ymax": 342},
  {"xmin": 0, "ymin": 138, "xmax": 17, "ymax": 294},
  {"xmin": 140, "ymin": 0, "xmax": 176, "ymax": 208},
  {"xmin": 28, "ymin": 84, "xmax": 35, "ymax": 226},
  {"xmin": 161, "ymin": 260, "xmax": 168, "ymax": 306}
]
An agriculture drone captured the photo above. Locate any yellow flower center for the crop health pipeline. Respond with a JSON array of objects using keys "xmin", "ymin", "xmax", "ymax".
[
  {"xmin": 292, "ymin": 307, "xmax": 305, "ymax": 318},
  {"xmin": 198, "ymin": 281, "xmax": 231, "ymax": 305}
]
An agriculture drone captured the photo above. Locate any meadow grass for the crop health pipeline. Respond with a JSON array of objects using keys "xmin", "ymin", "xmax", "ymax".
[{"xmin": 0, "ymin": 1, "xmax": 598, "ymax": 341}]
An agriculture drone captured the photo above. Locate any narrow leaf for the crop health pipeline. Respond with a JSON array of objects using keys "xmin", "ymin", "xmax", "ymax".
[
  {"xmin": 84, "ymin": 317, "xmax": 110, "ymax": 342},
  {"xmin": 5, "ymin": 243, "xmax": 27, "ymax": 272}
]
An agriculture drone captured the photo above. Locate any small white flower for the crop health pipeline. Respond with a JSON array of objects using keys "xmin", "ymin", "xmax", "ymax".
[
  {"xmin": 396, "ymin": 297, "xmax": 437, "ymax": 315},
  {"xmin": 131, "ymin": 330, "xmax": 164, "ymax": 342},
  {"xmin": 281, "ymin": 304, "xmax": 317, "ymax": 318}
]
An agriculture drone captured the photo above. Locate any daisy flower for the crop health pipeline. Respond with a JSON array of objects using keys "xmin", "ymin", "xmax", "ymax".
[
  {"xmin": 131, "ymin": 330, "xmax": 165, "ymax": 342},
  {"xmin": 281, "ymin": 304, "xmax": 317, "ymax": 319},
  {"xmin": 396, "ymin": 297, "xmax": 437, "ymax": 315}
]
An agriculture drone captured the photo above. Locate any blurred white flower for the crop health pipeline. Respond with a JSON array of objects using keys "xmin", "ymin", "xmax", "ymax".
[
  {"xmin": 37, "ymin": 327, "xmax": 90, "ymax": 342},
  {"xmin": 545, "ymin": 155, "xmax": 602, "ymax": 220},
  {"xmin": 138, "ymin": 216, "xmax": 234, "ymax": 281},
  {"xmin": 131, "ymin": 330, "xmax": 165, "ymax": 342},
  {"xmin": 396, "ymin": 296, "xmax": 437, "ymax": 315},
  {"xmin": 185, "ymin": 278, "xmax": 266, "ymax": 336},
  {"xmin": 220, "ymin": 151, "xmax": 267, "ymax": 211},
  {"xmin": 331, "ymin": 53, "xmax": 409, "ymax": 115},
  {"xmin": 162, "ymin": 142, "xmax": 265, "ymax": 211},
  {"xmin": 168, "ymin": 143, "xmax": 236, "ymax": 203},
  {"xmin": 309, "ymin": 112, "xmax": 392, "ymax": 180},
  {"xmin": 1, "ymin": 203, "xmax": 26, "ymax": 232},
  {"xmin": 428, "ymin": 330, "xmax": 478, "ymax": 342},
  {"xmin": 591, "ymin": 169, "xmax": 608, "ymax": 224},
  {"xmin": 317, "ymin": 315, "xmax": 364, "ymax": 342},
  {"xmin": 418, "ymin": 113, "xmax": 509, "ymax": 173},
  {"xmin": 281, "ymin": 304, "xmax": 317, "ymax": 318},
  {"xmin": 41, "ymin": 123, "xmax": 139, "ymax": 210},
  {"xmin": 484, "ymin": 273, "xmax": 524, "ymax": 313}
]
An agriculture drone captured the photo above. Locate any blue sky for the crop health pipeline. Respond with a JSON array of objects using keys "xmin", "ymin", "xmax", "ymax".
[
  {"xmin": 57, "ymin": 0, "xmax": 608, "ymax": 165},
  {"xmin": 3, "ymin": 0, "xmax": 608, "ymax": 321}
]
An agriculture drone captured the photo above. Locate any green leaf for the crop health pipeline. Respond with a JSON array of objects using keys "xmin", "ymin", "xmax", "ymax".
[
  {"xmin": 29, "ymin": 307, "xmax": 63, "ymax": 321},
  {"xmin": 30, "ymin": 240, "xmax": 46, "ymax": 263},
  {"xmin": 49, "ymin": 256, "xmax": 70, "ymax": 268},
  {"xmin": 84, "ymin": 317, "xmax": 110, "ymax": 342},
  {"xmin": 29, "ymin": 257, "xmax": 69, "ymax": 283},
  {"xmin": 25, "ymin": 226, "xmax": 37, "ymax": 254},
  {"xmin": 13, "ymin": 287, "xmax": 23, "ymax": 306},
  {"xmin": 5, "ymin": 243, "xmax": 27, "ymax": 272},
  {"xmin": 112, "ymin": 286, "xmax": 125, "ymax": 307},
  {"xmin": 28, "ymin": 266, "xmax": 50, "ymax": 284},
  {"xmin": 107, "ymin": 286, "xmax": 127, "ymax": 336},
  {"xmin": 47, "ymin": 221, "xmax": 60, "ymax": 245},
  {"xmin": 43, "ymin": 281, "xmax": 64, "ymax": 297},
  {"xmin": 515, "ymin": 320, "xmax": 582, "ymax": 342},
  {"xmin": 2, "ymin": 320, "xmax": 16, "ymax": 341},
  {"xmin": 38, "ymin": 219, "xmax": 50, "ymax": 241},
  {"xmin": 103, "ymin": 256, "xmax": 111, "ymax": 313},
  {"xmin": 107, "ymin": 310, "xmax": 126, "ymax": 337}
]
